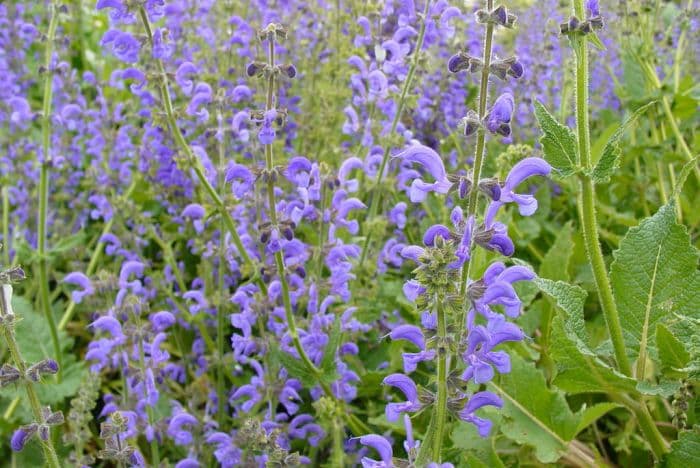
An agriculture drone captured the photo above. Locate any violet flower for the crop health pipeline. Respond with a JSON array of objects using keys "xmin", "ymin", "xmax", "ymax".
[{"xmin": 383, "ymin": 373, "xmax": 422, "ymax": 422}]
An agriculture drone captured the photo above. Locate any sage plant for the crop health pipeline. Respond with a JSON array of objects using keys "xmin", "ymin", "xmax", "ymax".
[{"xmin": 359, "ymin": 2, "xmax": 552, "ymax": 465}]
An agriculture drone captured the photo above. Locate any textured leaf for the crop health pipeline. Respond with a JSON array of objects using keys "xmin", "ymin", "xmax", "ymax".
[
  {"xmin": 539, "ymin": 221, "xmax": 574, "ymax": 281},
  {"xmin": 657, "ymin": 323, "xmax": 691, "ymax": 372},
  {"xmin": 611, "ymin": 204, "xmax": 700, "ymax": 376},
  {"xmin": 452, "ymin": 419, "xmax": 505, "ymax": 468},
  {"xmin": 534, "ymin": 100, "xmax": 579, "ymax": 177},
  {"xmin": 271, "ymin": 344, "xmax": 318, "ymax": 387},
  {"xmin": 592, "ymin": 101, "xmax": 656, "ymax": 183},
  {"xmin": 490, "ymin": 354, "xmax": 580, "ymax": 463},
  {"xmin": 660, "ymin": 429, "xmax": 700, "ymax": 468},
  {"xmin": 535, "ymin": 278, "xmax": 638, "ymax": 394},
  {"xmin": 550, "ymin": 316, "xmax": 638, "ymax": 394},
  {"xmin": 635, "ymin": 380, "xmax": 681, "ymax": 397},
  {"xmin": 320, "ymin": 316, "xmax": 342, "ymax": 383},
  {"xmin": 575, "ymin": 403, "xmax": 623, "ymax": 435}
]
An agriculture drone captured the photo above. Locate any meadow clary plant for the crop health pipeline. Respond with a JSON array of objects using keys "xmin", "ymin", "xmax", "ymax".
[{"xmin": 1, "ymin": 0, "xmax": 698, "ymax": 466}]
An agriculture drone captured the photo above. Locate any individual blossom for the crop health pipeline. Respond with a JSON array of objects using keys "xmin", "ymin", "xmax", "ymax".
[
  {"xmin": 383, "ymin": 373, "xmax": 422, "ymax": 422},
  {"xmin": 458, "ymin": 391, "xmax": 503, "ymax": 437}
]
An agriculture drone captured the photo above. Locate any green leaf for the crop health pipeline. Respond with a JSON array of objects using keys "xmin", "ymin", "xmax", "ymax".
[
  {"xmin": 534, "ymin": 100, "xmax": 579, "ymax": 178},
  {"xmin": 270, "ymin": 344, "xmax": 318, "ymax": 387},
  {"xmin": 452, "ymin": 419, "xmax": 505, "ymax": 468},
  {"xmin": 539, "ymin": 222, "xmax": 574, "ymax": 281},
  {"xmin": 660, "ymin": 429, "xmax": 700, "ymax": 468},
  {"xmin": 657, "ymin": 323, "xmax": 691, "ymax": 372},
  {"xmin": 611, "ymin": 204, "xmax": 700, "ymax": 376},
  {"xmin": 490, "ymin": 354, "xmax": 580, "ymax": 463},
  {"xmin": 591, "ymin": 101, "xmax": 656, "ymax": 183},
  {"xmin": 319, "ymin": 317, "xmax": 342, "ymax": 384},
  {"xmin": 575, "ymin": 403, "xmax": 623, "ymax": 436},
  {"xmin": 587, "ymin": 32, "xmax": 606, "ymax": 51},
  {"xmin": 535, "ymin": 278, "xmax": 638, "ymax": 394}
]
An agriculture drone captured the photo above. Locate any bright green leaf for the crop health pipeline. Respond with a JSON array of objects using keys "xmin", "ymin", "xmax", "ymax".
[
  {"xmin": 534, "ymin": 100, "xmax": 579, "ymax": 178},
  {"xmin": 591, "ymin": 101, "xmax": 656, "ymax": 183},
  {"xmin": 611, "ymin": 204, "xmax": 700, "ymax": 377},
  {"xmin": 657, "ymin": 323, "xmax": 691, "ymax": 372},
  {"xmin": 490, "ymin": 354, "xmax": 580, "ymax": 463},
  {"xmin": 660, "ymin": 429, "xmax": 700, "ymax": 468}
]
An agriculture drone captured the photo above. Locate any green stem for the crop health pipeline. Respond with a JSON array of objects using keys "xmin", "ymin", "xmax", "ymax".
[
  {"xmin": 616, "ymin": 394, "xmax": 669, "ymax": 459},
  {"xmin": 459, "ymin": 0, "xmax": 495, "ymax": 312},
  {"xmin": 58, "ymin": 181, "xmax": 137, "ymax": 330},
  {"xmin": 137, "ymin": 337, "xmax": 160, "ymax": 466},
  {"xmin": 37, "ymin": 0, "xmax": 62, "ymax": 371},
  {"xmin": 1, "ymin": 286, "xmax": 61, "ymax": 468},
  {"xmin": 358, "ymin": 0, "xmax": 432, "ymax": 267},
  {"xmin": 137, "ymin": 7, "xmax": 263, "ymax": 291},
  {"xmin": 216, "ymin": 107, "xmax": 227, "ymax": 427},
  {"xmin": 2, "ymin": 185, "xmax": 9, "ymax": 266},
  {"xmin": 571, "ymin": 0, "xmax": 632, "ymax": 377},
  {"xmin": 432, "ymin": 299, "xmax": 448, "ymax": 462}
]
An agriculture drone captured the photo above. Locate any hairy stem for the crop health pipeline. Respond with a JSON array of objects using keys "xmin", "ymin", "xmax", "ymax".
[
  {"xmin": 571, "ymin": 0, "xmax": 632, "ymax": 377},
  {"xmin": 432, "ymin": 299, "xmax": 449, "ymax": 462},
  {"xmin": 37, "ymin": 0, "xmax": 62, "ymax": 371},
  {"xmin": 358, "ymin": 0, "xmax": 432, "ymax": 267},
  {"xmin": 1, "ymin": 286, "xmax": 61, "ymax": 468}
]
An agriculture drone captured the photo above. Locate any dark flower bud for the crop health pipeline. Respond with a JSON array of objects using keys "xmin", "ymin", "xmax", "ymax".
[
  {"xmin": 10, "ymin": 424, "xmax": 37, "ymax": 452},
  {"xmin": 0, "ymin": 364, "xmax": 21, "ymax": 386},
  {"xmin": 38, "ymin": 425, "xmax": 50, "ymax": 441},
  {"xmin": 458, "ymin": 177, "xmax": 472, "ymax": 199},
  {"xmin": 246, "ymin": 61, "xmax": 266, "ymax": 78},
  {"xmin": 461, "ymin": 110, "xmax": 481, "ymax": 137},
  {"xmin": 278, "ymin": 64, "xmax": 296, "ymax": 79},
  {"xmin": 43, "ymin": 407, "xmax": 64, "ymax": 425},
  {"xmin": 295, "ymin": 266, "xmax": 306, "ymax": 278},
  {"xmin": 589, "ymin": 16, "xmax": 604, "ymax": 31},
  {"xmin": 467, "ymin": 280, "xmax": 488, "ymax": 303},
  {"xmin": 447, "ymin": 52, "xmax": 482, "ymax": 73},
  {"xmin": 476, "ymin": 6, "xmax": 517, "ymax": 28},
  {"xmin": 478, "ymin": 178, "xmax": 502, "ymax": 201},
  {"xmin": 490, "ymin": 56, "xmax": 523, "ymax": 80},
  {"xmin": 282, "ymin": 226, "xmax": 294, "ymax": 241},
  {"xmin": 26, "ymin": 359, "xmax": 59, "ymax": 381},
  {"xmin": 0, "ymin": 266, "xmax": 26, "ymax": 284}
]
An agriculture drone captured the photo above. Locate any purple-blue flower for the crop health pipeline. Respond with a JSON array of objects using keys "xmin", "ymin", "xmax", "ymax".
[
  {"xmin": 458, "ymin": 391, "xmax": 503, "ymax": 437},
  {"xmin": 395, "ymin": 145, "xmax": 452, "ymax": 202},
  {"xmin": 383, "ymin": 373, "xmax": 422, "ymax": 422}
]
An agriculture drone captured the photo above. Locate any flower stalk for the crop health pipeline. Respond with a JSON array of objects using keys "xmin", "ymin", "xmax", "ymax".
[{"xmin": 37, "ymin": 0, "xmax": 62, "ymax": 371}]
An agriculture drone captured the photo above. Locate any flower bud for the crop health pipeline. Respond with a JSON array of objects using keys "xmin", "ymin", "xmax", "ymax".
[
  {"xmin": 478, "ymin": 178, "xmax": 502, "ymax": 201},
  {"xmin": 461, "ymin": 110, "xmax": 481, "ymax": 137},
  {"xmin": 10, "ymin": 424, "xmax": 37, "ymax": 452},
  {"xmin": 26, "ymin": 359, "xmax": 59, "ymax": 382},
  {"xmin": 0, "ymin": 364, "xmax": 21, "ymax": 386},
  {"xmin": 246, "ymin": 61, "xmax": 266, "ymax": 78},
  {"xmin": 278, "ymin": 64, "xmax": 297, "ymax": 79}
]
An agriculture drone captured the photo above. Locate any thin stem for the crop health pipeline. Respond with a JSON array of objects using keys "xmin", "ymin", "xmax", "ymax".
[
  {"xmin": 358, "ymin": 0, "xmax": 432, "ymax": 267},
  {"xmin": 137, "ymin": 338, "xmax": 160, "ymax": 466},
  {"xmin": 37, "ymin": 0, "xmax": 62, "ymax": 370},
  {"xmin": 616, "ymin": 394, "xmax": 670, "ymax": 459},
  {"xmin": 216, "ymin": 107, "xmax": 228, "ymax": 427},
  {"xmin": 2, "ymin": 185, "xmax": 10, "ymax": 266},
  {"xmin": 137, "ymin": 7, "xmax": 263, "ymax": 292},
  {"xmin": 0, "ymin": 286, "xmax": 61, "ymax": 468},
  {"xmin": 432, "ymin": 299, "xmax": 449, "ymax": 462},
  {"xmin": 571, "ymin": 0, "xmax": 632, "ymax": 377}
]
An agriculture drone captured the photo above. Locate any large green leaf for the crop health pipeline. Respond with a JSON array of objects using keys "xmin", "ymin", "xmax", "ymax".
[
  {"xmin": 660, "ymin": 429, "xmax": 700, "ymax": 468},
  {"xmin": 534, "ymin": 100, "xmax": 579, "ymax": 178},
  {"xmin": 591, "ymin": 101, "xmax": 656, "ymax": 183},
  {"xmin": 490, "ymin": 354, "xmax": 580, "ymax": 463},
  {"xmin": 535, "ymin": 278, "xmax": 638, "ymax": 394},
  {"xmin": 656, "ymin": 323, "xmax": 691, "ymax": 374},
  {"xmin": 610, "ymin": 204, "xmax": 700, "ymax": 378}
]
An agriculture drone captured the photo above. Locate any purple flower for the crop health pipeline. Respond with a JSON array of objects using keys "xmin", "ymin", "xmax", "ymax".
[
  {"xmin": 90, "ymin": 316, "xmax": 123, "ymax": 338},
  {"xmin": 423, "ymin": 224, "xmax": 452, "ymax": 246},
  {"xmin": 359, "ymin": 434, "xmax": 393, "ymax": 468},
  {"xmin": 586, "ymin": 0, "xmax": 600, "ymax": 17},
  {"xmin": 389, "ymin": 324, "xmax": 436, "ymax": 373},
  {"xmin": 458, "ymin": 391, "xmax": 503, "ymax": 437},
  {"xmin": 383, "ymin": 373, "xmax": 422, "ymax": 422},
  {"xmin": 484, "ymin": 93, "xmax": 514, "ymax": 136},
  {"xmin": 63, "ymin": 271, "xmax": 94, "ymax": 304},
  {"xmin": 7, "ymin": 97, "xmax": 32, "ymax": 125},
  {"xmin": 150, "ymin": 311, "xmax": 176, "ymax": 331},
  {"xmin": 258, "ymin": 109, "xmax": 277, "ymax": 145},
  {"xmin": 485, "ymin": 157, "xmax": 551, "ymax": 223},
  {"xmin": 462, "ymin": 315, "xmax": 524, "ymax": 383},
  {"xmin": 225, "ymin": 163, "xmax": 255, "ymax": 199},
  {"xmin": 395, "ymin": 145, "xmax": 452, "ymax": 202},
  {"xmin": 100, "ymin": 30, "xmax": 140, "ymax": 63},
  {"xmin": 10, "ymin": 426, "xmax": 35, "ymax": 452},
  {"xmin": 175, "ymin": 62, "xmax": 199, "ymax": 95},
  {"xmin": 167, "ymin": 412, "xmax": 198, "ymax": 446}
]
